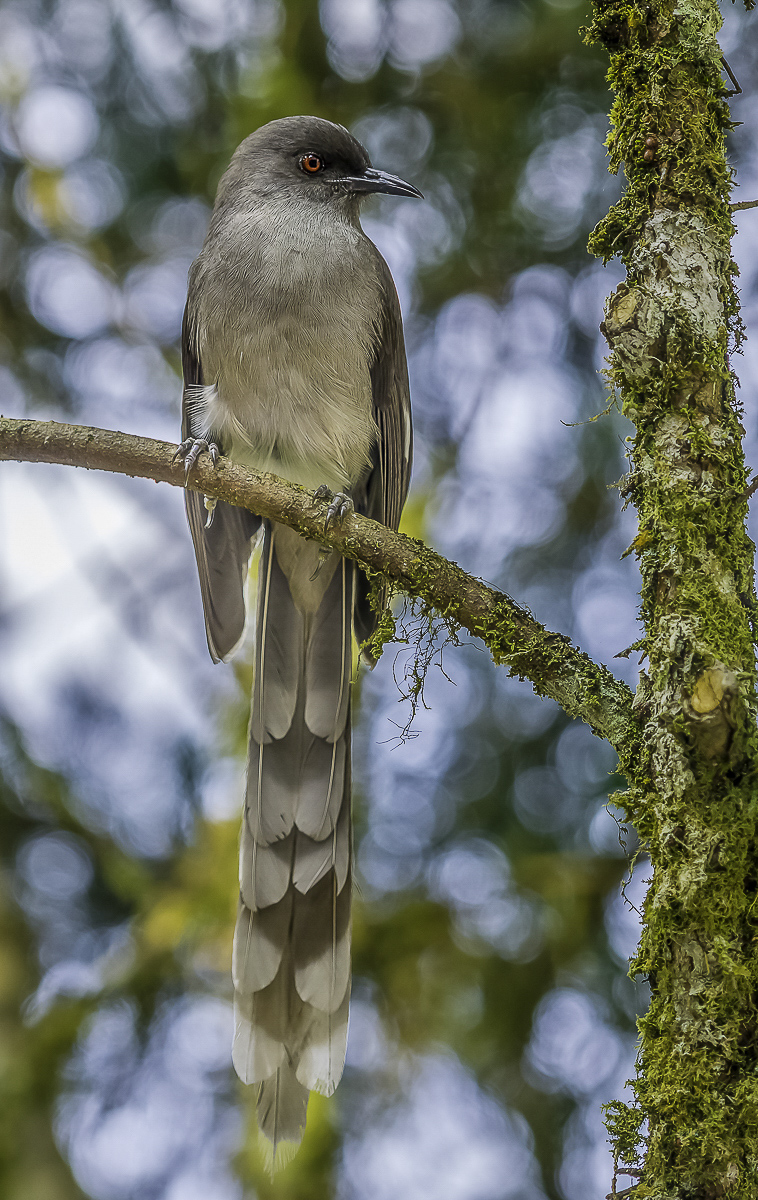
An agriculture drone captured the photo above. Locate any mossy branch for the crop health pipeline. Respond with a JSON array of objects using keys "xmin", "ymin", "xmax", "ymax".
[{"xmin": 0, "ymin": 415, "xmax": 638, "ymax": 756}]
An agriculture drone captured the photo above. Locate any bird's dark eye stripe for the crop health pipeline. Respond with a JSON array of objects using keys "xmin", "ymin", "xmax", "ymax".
[{"xmin": 300, "ymin": 153, "xmax": 324, "ymax": 174}]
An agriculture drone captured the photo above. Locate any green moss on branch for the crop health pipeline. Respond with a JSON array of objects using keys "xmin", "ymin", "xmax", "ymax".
[{"xmin": 0, "ymin": 416, "xmax": 639, "ymax": 759}]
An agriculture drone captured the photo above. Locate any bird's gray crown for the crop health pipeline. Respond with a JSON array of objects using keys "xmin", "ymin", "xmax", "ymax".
[
  {"xmin": 217, "ymin": 115, "xmax": 422, "ymax": 206},
  {"xmin": 242, "ymin": 116, "xmax": 370, "ymax": 173},
  {"xmin": 225, "ymin": 116, "xmax": 369, "ymax": 196}
]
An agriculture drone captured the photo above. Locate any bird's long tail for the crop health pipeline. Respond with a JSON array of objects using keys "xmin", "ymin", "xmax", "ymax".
[{"xmin": 232, "ymin": 520, "xmax": 353, "ymax": 1166}]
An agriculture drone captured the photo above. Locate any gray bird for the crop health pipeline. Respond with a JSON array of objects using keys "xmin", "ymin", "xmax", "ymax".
[{"xmin": 176, "ymin": 116, "xmax": 419, "ymax": 1162}]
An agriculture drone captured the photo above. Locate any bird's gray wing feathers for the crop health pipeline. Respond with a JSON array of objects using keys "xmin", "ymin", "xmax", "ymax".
[
  {"xmin": 233, "ymin": 523, "xmax": 353, "ymax": 1159},
  {"xmin": 181, "ymin": 304, "xmax": 260, "ymax": 663},
  {"xmin": 354, "ymin": 251, "xmax": 413, "ymax": 650}
]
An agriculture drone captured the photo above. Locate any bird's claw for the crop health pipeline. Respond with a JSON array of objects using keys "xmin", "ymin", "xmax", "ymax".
[
  {"xmin": 173, "ymin": 437, "xmax": 220, "ymax": 477},
  {"xmin": 314, "ymin": 486, "xmax": 354, "ymax": 531},
  {"xmin": 203, "ymin": 495, "xmax": 217, "ymax": 529},
  {"xmin": 328, "ymin": 493, "xmax": 354, "ymax": 526},
  {"xmin": 309, "ymin": 546, "xmax": 332, "ymax": 581}
]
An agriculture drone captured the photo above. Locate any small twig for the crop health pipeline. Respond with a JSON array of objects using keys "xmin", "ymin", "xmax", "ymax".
[
  {"xmin": 606, "ymin": 1189, "xmax": 637, "ymax": 1200},
  {"xmin": 732, "ymin": 199, "xmax": 758, "ymax": 212},
  {"xmin": 721, "ymin": 54, "xmax": 742, "ymax": 96},
  {"xmin": 742, "ymin": 476, "xmax": 758, "ymax": 501},
  {"xmin": 615, "ymin": 638, "xmax": 646, "ymax": 661}
]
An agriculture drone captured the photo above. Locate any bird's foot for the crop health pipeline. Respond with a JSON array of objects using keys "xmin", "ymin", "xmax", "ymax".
[
  {"xmin": 314, "ymin": 485, "xmax": 354, "ymax": 530},
  {"xmin": 173, "ymin": 437, "xmax": 220, "ymax": 478}
]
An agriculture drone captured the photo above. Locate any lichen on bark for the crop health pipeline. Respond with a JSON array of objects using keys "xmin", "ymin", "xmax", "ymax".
[{"xmin": 587, "ymin": 0, "xmax": 758, "ymax": 1194}]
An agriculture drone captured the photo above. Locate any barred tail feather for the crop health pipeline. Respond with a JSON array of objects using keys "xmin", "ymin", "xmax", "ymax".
[
  {"xmin": 256, "ymin": 1064, "xmax": 309, "ymax": 1170},
  {"xmin": 233, "ymin": 521, "xmax": 353, "ymax": 1160}
]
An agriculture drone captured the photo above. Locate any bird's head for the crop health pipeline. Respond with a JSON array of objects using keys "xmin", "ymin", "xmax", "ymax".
[{"xmin": 220, "ymin": 115, "xmax": 423, "ymax": 213}]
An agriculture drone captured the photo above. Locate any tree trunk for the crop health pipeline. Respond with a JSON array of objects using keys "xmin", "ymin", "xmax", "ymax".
[{"xmin": 587, "ymin": 0, "xmax": 758, "ymax": 1194}]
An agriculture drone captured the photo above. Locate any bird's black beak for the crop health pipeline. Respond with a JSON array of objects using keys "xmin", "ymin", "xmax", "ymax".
[{"xmin": 336, "ymin": 166, "xmax": 423, "ymax": 199}]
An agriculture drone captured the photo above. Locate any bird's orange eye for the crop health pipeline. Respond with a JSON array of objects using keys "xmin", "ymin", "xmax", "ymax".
[{"xmin": 300, "ymin": 153, "xmax": 324, "ymax": 174}]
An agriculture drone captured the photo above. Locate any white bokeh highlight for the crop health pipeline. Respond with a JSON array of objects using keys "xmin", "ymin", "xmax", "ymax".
[
  {"xmin": 340, "ymin": 1055, "xmax": 546, "ymax": 1200},
  {"xmin": 15, "ymin": 85, "xmax": 99, "ymax": 167},
  {"xmin": 25, "ymin": 245, "xmax": 116, "ymax": 338}
]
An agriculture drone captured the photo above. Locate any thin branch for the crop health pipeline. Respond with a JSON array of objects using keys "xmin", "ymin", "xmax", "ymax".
[
  {"xmin": 721, "ymin": 54, "xmax": 742, "ymax": 96},
  {"xmin": 742, "ymin": 475, "xmax": 758, "ymax": 500},
  {"xmin": 731, "ymin": 199, "xmax": 758, "ymax": 212},
  {"xmin": 0, "ymin": 417, "xmax": 639, "ymax": 756}
]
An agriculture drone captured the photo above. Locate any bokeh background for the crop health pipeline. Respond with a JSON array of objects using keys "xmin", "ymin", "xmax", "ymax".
[{"xmin": 0, "ymin": 1, "xmax": 757, "ymax": 1197}]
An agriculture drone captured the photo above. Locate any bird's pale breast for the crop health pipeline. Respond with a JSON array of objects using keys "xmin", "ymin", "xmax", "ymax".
[{"xmin": 193, "ymin": 203, "xmax": 381, "ymax": 493}]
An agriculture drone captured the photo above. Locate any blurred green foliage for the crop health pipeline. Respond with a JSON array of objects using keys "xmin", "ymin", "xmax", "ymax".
[{"xmin": 0, "ymin": 0, "xmax": 655, "ymax": 1197}]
